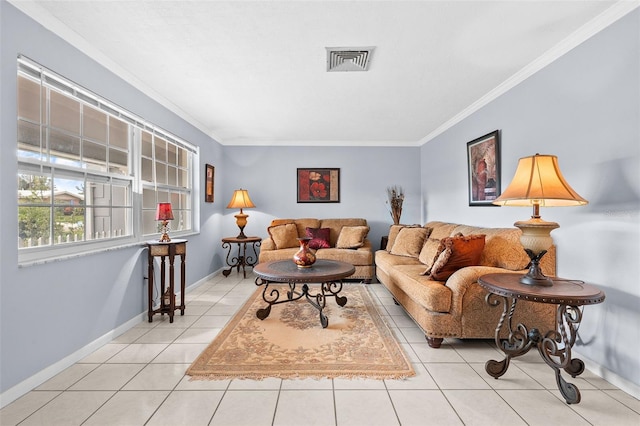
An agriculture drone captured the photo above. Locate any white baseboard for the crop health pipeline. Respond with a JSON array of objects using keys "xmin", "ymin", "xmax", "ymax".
[{"xmin": 0, "ymin": 271, "xmax": 218, "ymax": 409}]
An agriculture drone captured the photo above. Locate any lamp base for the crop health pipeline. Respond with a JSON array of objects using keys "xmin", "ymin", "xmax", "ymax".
[{"xmin": 520, "ymin": 249, "xmax": 553, "ymax": 286}]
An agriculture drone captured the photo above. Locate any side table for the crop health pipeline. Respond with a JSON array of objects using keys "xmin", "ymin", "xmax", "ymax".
[
  {"xmin": 478, "ymin": 273, "xmax": 605, "ymax": 404},
  {"xmin": 145, "ymin": 239, "xmax": 187, "ymax": 323},
  {"xmin": 222, "ymin": 236, "xmax": 261, "ymax": 278}
]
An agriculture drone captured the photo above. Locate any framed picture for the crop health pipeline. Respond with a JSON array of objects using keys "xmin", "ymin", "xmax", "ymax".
[
  {"xmin": 467, "ymin": 130, "xmax": 500, "ymax": 206},
  {"xmin": 297, "ymin": 168, "xmax": 340, "ymax": 203},
  {"xmin": 205, "ymin": 164, "xmax": 215, "ymax": 203}
]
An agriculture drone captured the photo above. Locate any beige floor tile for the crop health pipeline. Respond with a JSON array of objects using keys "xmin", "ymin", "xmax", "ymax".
[
  {"xmin": 181, "ymin": 304, "xmax": 211, "ymax": 315},
  {"xmin": 122, "ymin": 363, "xmax": 189, "ymax": 390},
  {"xmin": 152, "ymin": 343, "xmax": 209, "ymax": 363},
  {"xmin": 78, "ymin": 343, "xmax": 128, "ymax": 363},
  {"xmin": 333, "ymin": 377, "xmax": 386, "ymax": 390},
  {"xmin": 281, "ymin": 377, "xmax": 334, "ymax": 390},
  {"xmin": 174, "ymin": 327, "xmax": 220, "ymax": 344},
  {"xmin": 443, "ymin": 389, "xmax": 526, "ymax": 426},
  {"xmin": 134, "ymin": 326, "xmax": 187, "ymax": 343},
  {"xmin": 228, "ymin": 377, "xmax": 282, "ymax": 390},
  {"xmin": 35, "ymin": 363, "xmax": 99, "ymax": 390},
  {"xmin": 451, "ymin": 342, "xmax": 503, "ymax": 363},
  {"xmin": 389, "ymin": 314, "xmax": 417, "ymax": 328},
  {"xmin": 516, "ymin": 361, "xmax": 597, "ymax": 391},
  {"xmin": 191, "ymin": 315, "xmax": 232, "ymax": 328},
  {"xmin": 82, "ymin": 390, "xmax": 169, "ymax": 426},
  {"xmin": 153, "ymin": 314, "xmax": 199, "ymax": 328},
  {"xmin": 410, "ymin": 342, "xmax": 465, "ymax": 363},
  {"xmin": 111, "ymin": 327, "xmax": 151, "ymax": 343},
  {"xmin": 106, "ymin": 343, "xmax": 168, "ymax": 363},
  {"xmin": 19, "ymin": 391, "xmax": 114, "ymax": 426},
  {"xmin": 426, "ymin": 363, "xmax": 491, "ymax": 390},
  {"xmin": 389, "ymin": 389, "xmax": 462, "ymax": 426},
  {"xmin": 384, "ymin": 363, "xmax": 438, "ymax": 390},
  {"xmin": 334, "ymin": 389, "xmax": 399, "ymax": 425},
  {"xmin": 604, "ymin": 389, "xmax": 640, "ymax": 413},
  {"xmin": 565, "ymin": 389, "xmax": 640, "ymax": 425},
  {"xmin": 0, "ymin": 391, "xmax": 61, "ymax": 426},
  {"xmin": 146, "ymin": 390, "xmax": 224, "ymax": 426},
  {"xmin": 69, "ymin": 364, "xmax": 144, "ymax": 390},
  {"xmin": 274, "ymin": 390, "xmax": 335, "ymax": 426},
  {"xmin": 398, "ymin": 326, "xmax": 428, "ymax": 343},
  {"xmin": 497, "ymin": 389, "xmax": 591, "ymax": 426},
  {"xmin": 400, "ymin": 342, "xmax": 420, "ymax": 363},
  {"xmin": 210, "ymin": 390, "xmax": 279, "ymax": 426},
  {"xmin": 175, "ymin": 375, "xmax": 231, "ymax": 390},
  {"xmin": 469, "ymin": 362, "xmax": 544, "ymax": 390},
  {"xmin": 205, "ymin": 304, "xmax": 241, "ymax": 315}
]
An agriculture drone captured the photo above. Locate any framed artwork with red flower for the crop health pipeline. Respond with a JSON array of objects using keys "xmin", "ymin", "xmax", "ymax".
[{"xmin": 297, "ymin": 168, "xmax": 340, "ymax": 203}]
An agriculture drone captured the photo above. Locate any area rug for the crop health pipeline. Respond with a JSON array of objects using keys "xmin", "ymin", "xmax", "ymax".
[{"xmin": 187, "ymin": 284, "xmax": 415, "ymax": 380}]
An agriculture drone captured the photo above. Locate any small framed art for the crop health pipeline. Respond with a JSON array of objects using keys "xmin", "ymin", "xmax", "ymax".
[
  {"xmin": 205, "ymin": 164, "xmax": 214, "ymax": 203},
  {"xmin": 297, "ymin": 168, "xmax": 340, "ymax": 203},
  {"xmin": 467, "ymin": 130, "xmax": 500, "ymax": 206}
]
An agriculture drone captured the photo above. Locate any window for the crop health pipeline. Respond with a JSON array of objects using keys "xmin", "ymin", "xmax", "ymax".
[{"xmin": 17, "ymin": 57, "xmax": 197, "ymax": 263}]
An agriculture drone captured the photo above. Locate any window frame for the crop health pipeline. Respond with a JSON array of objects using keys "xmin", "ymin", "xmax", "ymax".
[{"xmin": 17, "ymin": 56, "xmax": 199, "ymax": 266}]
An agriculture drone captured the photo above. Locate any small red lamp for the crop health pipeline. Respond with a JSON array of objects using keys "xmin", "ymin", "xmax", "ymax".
[{"xmin": 156, "ymin": 202, "xmax": 174, "ymax": 242}]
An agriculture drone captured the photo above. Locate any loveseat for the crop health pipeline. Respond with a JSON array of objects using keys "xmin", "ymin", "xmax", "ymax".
[
  {"xmin": 258, "ymin": 218, "xmax": 374, "ymax": 282},
  {"xmin": 375, "ymin": 221, "xmax": 557, "ymax": 348}
]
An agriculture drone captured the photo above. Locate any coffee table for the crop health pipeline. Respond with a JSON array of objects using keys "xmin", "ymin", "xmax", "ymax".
[{"xmin": 253, "ymin": 259, "xmax": 356, "ymax": 328}]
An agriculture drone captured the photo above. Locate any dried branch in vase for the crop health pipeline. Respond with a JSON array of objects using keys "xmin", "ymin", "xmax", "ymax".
[{"xmin": 386, "ymin": 186, "xmax": 404, "ymax": 225}]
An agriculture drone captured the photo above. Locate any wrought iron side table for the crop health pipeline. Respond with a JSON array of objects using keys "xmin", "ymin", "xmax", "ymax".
[
  {"xmin": 478, "ymin": 273, "xmax": 605, "ymax": 404},
  {"xmin": 253, "ymin": 259, "xmax": 355, "ymax": 328},
  {"xmin": 221, "ymin": 236, "xmax": 261, "ymax": 278},
  {"xmin": 145, "ymin": 239, "xmax": 187, "ymax": 323}
]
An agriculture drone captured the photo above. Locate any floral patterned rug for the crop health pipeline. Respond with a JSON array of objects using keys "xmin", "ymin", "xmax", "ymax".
[{"xmin": 187, "ymin": 284, "xmax": 415, "ymax": 380}]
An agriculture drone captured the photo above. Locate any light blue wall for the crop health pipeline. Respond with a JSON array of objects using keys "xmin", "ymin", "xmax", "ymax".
[
  {"xmin": 0, "ymin": 2, "xmax": 226, "ymax": 397},
  {"xmin": 421, "ymin": 10, "xmax": 640, "ymax": 393},
  {"xmin": 220, "ymin": 145, "xmax": 421, "ymax": 249}
]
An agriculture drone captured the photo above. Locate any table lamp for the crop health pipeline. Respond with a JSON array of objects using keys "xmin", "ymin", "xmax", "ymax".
[
  {"xmin": 227, "ymin": 189, "xmax": 256, "ymax": 239},
  {"xmin": 492, "ymin": 154, "xmax": 588, "ymax": 286},
  {"xmin": 156, "ymin": 202, "xmax": 174, "ymax": 242}
]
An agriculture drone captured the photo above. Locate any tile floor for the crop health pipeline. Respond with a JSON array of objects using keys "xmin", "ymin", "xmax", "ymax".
[{"xmin": 1, "ymin": 273, "xmax": 639, "ymax": 426}]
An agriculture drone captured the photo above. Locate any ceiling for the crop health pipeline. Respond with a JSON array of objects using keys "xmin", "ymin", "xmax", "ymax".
[{"xmin": 10, "ymin": 1, "xmax": 633, "ymax": 146}]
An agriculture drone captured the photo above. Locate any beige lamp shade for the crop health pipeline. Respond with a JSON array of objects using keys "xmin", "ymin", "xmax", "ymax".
[
  {"xmin": 493, "ymin": 154, "xmax": 588, "ymax": 209},
  {"xmin": 226, "ymin": 189, "xmax": 256, "ymax": 209},
  {"xmin": 493, "ymin": 154, "xmax": 587, "ymax": 286},
  {"xmin": 227, "ymin": 189, "xmax": 255, "ymax": 239}
]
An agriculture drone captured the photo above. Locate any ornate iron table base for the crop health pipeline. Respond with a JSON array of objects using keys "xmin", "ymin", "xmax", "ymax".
[
  {"xmin": 222, "ymin": 236, "xmax": 261, "ymax": 278},
  {"xmin": 485, "ymin": 295, "xmax": 586, "ymax": 404},
  {"xmin": 254, "ymin": 279, "xmax": 347, "ymax": 328},
  {"xmin": 478, "ymin": 273, "xmax": 605, "ymax": 405}
]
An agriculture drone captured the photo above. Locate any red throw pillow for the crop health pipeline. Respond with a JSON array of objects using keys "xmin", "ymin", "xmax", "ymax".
[
  {"xmin": 305, "ymin": 227, "xmax": 331, "ymax": 249},
  {"xmin": 428, "ymin": 234, "xmax": 486, "ymax": 281}
]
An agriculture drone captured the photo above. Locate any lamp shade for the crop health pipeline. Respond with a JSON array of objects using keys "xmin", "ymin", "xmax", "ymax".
[
  {"xmin": 493, "ymin": 154, "xmax": 587, "ymax": 207},
  {"xmin": 155, "ymin": 202, "xmax": 174, "ymax": 221},
  {"xmin": 226, "ymin": 189, "xmax": 256, "ymax": 209}
]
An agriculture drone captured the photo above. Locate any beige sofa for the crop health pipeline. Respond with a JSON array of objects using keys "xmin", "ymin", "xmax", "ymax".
[
  {"xmin": 258, "ymin": 218, "xmax": 374, "ymax": 282},
  {"xmin": 375, "ymin": 221, "xmax": 557, "ymax": 348}
]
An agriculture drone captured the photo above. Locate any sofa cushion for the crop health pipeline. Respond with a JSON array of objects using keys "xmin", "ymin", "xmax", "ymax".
[
  {"xmin": 427, "ymin": 234, "xmax": 486, "ymax": 281},
  {"xmin": 390, "ymin": 227, "xmax": 429, "ymax": 258},
  {"xmin": 267, "ymin": 223, "xmax": 299, "ymax": 249},
  {"xmin": 305, "ymin": 227, "xmax": 331, "ymax": 249},
  {"xmin": 320, "ymin": 218, "xmax": 368, "ymax": 246},
  {"xmin": 336, "ymin": 225, "xmax": 370, "ymax": 249},
  {"xmin": 389, "ymin": 265, "xmax": 452, "ymax": 312},
  {"xmin": 316, "ymin": 246, "xmax": 372, "ymax": 265}
]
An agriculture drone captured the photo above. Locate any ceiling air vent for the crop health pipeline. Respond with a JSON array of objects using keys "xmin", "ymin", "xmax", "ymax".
[{"xmin": 326, "ymin": 47, "xmax": 374, "ymax": 72}]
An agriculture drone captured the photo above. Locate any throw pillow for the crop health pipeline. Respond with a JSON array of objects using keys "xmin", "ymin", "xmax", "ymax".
[
  {"xmin": 336, "ymin": 225, "xmax": 370, "ymax": 249},
  {"xmin": 385, "ymin": 225, "xmax": 405, "ymax": 252},
  {"xmin": 305, "ymin": 227, "xmax": 331, "ymax": 249},
  {"xmin": 427, "ymin": 234, "xmax": 486, "ymax": 281},
  {"xmin": 390, "ymin": 227, "xmax": 429, "ymax": 258},
  {"xmin": 267, "ymin": 223, "xmax": 299, "ymax": 249},
  {"xmin": 419, "ymin": 237, "xmax": 443, "ymax": 270}
]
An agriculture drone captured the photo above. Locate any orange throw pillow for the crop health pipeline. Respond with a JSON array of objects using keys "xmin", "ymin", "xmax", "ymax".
[{"xmin": 428, "ymin": 234, "xmax": 485, "ymax": 281}]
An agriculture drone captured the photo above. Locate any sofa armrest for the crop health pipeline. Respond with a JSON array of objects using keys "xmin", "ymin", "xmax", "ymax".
[
  {"xmin": 445, "ymin": 266, "xmax": 526, "ymax": 299},
  {"xmin": 261, "ymin": 238, "xmax": 276, "ymax": 251}
]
